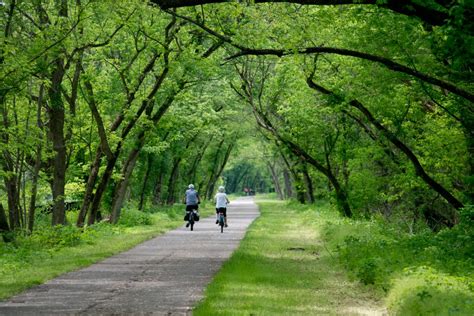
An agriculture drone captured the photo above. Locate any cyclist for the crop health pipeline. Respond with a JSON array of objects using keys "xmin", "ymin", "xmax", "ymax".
[
  {"xmin": 214, "ymin": 186, "xmax": 230, "ymax": 227},
  {"xmin": 184, "ymin": 184, "xmax": 200, "ymax": 227}
]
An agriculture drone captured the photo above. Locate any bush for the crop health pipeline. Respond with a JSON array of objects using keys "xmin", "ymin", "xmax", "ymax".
[
  {"xmin": 387, "ymin": 267, "xmax": 474, "ymax": 315},
  {"xmin": 118, "ymin": 207, "xmax": 152, "ymax": 226},
  {"xmin": 19, "ymin": 225, "xmax": 83, "ymax": 249},
  {"xmin": 322, "ymin": 206, "xmax": 474, "ymax": 313}
]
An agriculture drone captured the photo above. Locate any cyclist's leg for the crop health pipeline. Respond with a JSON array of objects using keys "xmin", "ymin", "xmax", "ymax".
[
  {"xmin": 223, "ymin": 208, "xmax": 228, "ymax": 227},
  {"xmin": 215, "ymin": 208, "xmax": 219, "ymax": 224},
  {"xmin": 192, "ymin": 204, "xmax": 199, "ymax": 220}
]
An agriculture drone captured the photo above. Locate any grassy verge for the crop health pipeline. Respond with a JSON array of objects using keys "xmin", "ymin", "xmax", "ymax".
[
  {"xmin": 322, "ymin": 207, "xmax": 474, "ymax": 315},
  {"xmin": 193, "ymin": 200, "xmax": 384, "ymax": 315},
  {"xmin": 0, "ymin": 203, "xmax": 214, "ymax": 300}
]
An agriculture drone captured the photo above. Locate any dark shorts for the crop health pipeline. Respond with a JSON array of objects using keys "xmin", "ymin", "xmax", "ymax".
[
  {"xmin": 215, "ymin": 207, "xmax": 227, "ymax": 217},
  {"xmin": 186, "ymin": 204, "xmax": 199, "ymax": 212}
]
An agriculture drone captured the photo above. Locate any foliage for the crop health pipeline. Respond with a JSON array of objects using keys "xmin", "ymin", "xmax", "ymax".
[
  {"xmin": 387, "ymin": 267, "xmax": 473, "ymax": 315},
  {"xmin": 1, "ymin": 1, "xmax": 473, "ymax": 311},
  {"xmin": 118, "ymin": 207, "xmax": 153, "ymax": 226},
  {"xmin": 1, "ymin": 0, "xmax": 472, "ymax": 231},
  {"xmin": 322, "ymin": 205, "xmax": 474, "ymax": 314}
]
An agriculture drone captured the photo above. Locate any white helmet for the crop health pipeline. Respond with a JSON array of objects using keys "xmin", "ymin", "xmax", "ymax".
[
  {"xmin": 218, "ymin": 186, "xmax": 225, "ymax": 192},
  {"xmin": 188, "ymin": 184, "xmax": 194, "ymax": 189}
]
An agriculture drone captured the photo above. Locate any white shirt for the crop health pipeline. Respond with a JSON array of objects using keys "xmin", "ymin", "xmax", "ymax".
[{"xmin": 215, "ymin": 192, "xmax": 228, "ymax": 208}]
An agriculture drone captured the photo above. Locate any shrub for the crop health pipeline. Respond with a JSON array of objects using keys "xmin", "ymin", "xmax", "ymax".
[
  {"xmin": 387, "ymin": 267, "xmax": 474, "ymax": 315},
  {"xmin": 322, "ymin": 206, "xmax": 474, "ymax": 314},
  {"xmin": 118, "ymin": 207, "xmax": 152, "ymax": 226},
  {"xmin": 20, "ymin": 225, "xmax": 83, "ymax": 249}
]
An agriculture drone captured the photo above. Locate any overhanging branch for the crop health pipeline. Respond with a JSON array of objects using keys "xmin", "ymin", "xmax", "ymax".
[
  {"xmin": 166, "ymin": 10, "xmax": 474, "ymax": 103},
  {"xmin": 151, "ymin": 0, "xmax": 449, "ymax": 26}
]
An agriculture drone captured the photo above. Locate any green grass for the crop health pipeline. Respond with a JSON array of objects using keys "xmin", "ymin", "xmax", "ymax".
[
  {"xmin": 321, "ymin": 206, "xmax": 474, "ymax": 315},
  {"xmin": 193, "ymin": 201, "xmax": 384, "ymax": 315},
  {"xmin": 0, "ymin": 203, "xmax": 214, "ymax": 300}
]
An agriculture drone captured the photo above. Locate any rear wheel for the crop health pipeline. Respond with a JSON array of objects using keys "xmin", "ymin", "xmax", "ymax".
[
  {"xmin": 219, "ymin": 214, "xmax": 224, "ymax": 233},
  {"xmin": 189, "ymin": 216, "xmax": 194, "ymax": 231}
]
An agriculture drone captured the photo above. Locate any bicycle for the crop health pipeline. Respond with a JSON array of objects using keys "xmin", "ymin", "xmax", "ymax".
[
  {"xmin": 185, "ymin": 210, "xmax": 197, "ymax": 231},
  {"xmin": 217, "ymin": 209, "xmax": 228, "ymax": 233}
]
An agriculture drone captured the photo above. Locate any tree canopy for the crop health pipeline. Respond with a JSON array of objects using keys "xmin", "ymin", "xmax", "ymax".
[{"xmin": 0, "ymin": 0, "xmax": 472, "ymax": 233}]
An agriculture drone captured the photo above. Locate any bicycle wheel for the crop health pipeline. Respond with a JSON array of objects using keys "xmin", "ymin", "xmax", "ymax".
[
  {"xmin": 219, "ymin": 214, "xmax": 224, "ymax": 233},
  {"xmin": 189, "ymin": 217, "xmax": 194, "ymax": 231}
]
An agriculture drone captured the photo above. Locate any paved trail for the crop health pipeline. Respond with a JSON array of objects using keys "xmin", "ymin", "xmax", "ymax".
[{"xmin": 0, "ymin": 197, "xmax": 259, "ymax": 315}]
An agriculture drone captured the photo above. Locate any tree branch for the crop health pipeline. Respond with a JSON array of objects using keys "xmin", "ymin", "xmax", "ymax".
[
  {"xmin": 307, "ymin": 76, "xmax": 464, "ymax": 212},
  {"xmin": 152, "ymin": 0, "xmax": 449, "ymax": 26},
  {"xmin": 166, "ymin": 10, "xmax": 474, "ymax": 103},
  {"xmin": 232, "ymin": 46, "xmax": 474, "ymax": 103}
]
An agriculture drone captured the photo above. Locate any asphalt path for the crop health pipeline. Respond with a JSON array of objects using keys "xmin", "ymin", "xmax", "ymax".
[{"xmin": 0, "ymin": 197, "xmax": 259, "ymax": 315}]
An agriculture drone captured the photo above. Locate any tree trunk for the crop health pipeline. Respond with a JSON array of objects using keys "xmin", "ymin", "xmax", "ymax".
[
  {"xmin": 206, "ymin": 142, "xmax": 233, "ymax": 200},
  {"xmin": 229, "ymin": 164, "xmax": 251, "ymax": 194},
  {"xmin": 302, "ymin": 162, "xmax": 315, "ymax": 203},
  {"xmin": 282, "ymin": 167, "xmax": 293, "ymax": 199},
  {"xmin": 28, "ymin": 147, "xmax": 42, "ymax": 232},
  {"xmin": 0, "ymin": 203, "xmax": 10, "ymax": 233},
  {"xmin": 267, "ymin": 162, "xmax": 284, "ymax": 199},
  {"xmin": 110, "ymin": 134, "xmax": 146, "ymax": 223},
  {"xmin": 295, "ymin": 174, "xmax": 306, "ymax": 204},
  {"xmin": 3, "ymin": 174, "xmax": 20, "ymax": 229},
  {"xmin": 460, "ymin": 108, "xmax": 474, "ymax": 205},
  {"xmin": 296, "ymin": 145, "xmax": 351, "ymax": 216},
  {"xmin": 111, "ymin": 84, "xmax": 189, "ymax": 214},
  {"xmin": 1, "ymin": 96, "xmax": 21, "ymax": 229},
  {"xmin": 139, "ymin": 153, "xmax": 153, "ymax": 210},
  {"xmin": 166, "ymin": 158, "xmax": 181, "ymax": 205},
  {"xmin": 204, "ymin": 139, "xmax": 225, "ymax": 200},
  {"xmin": 48, "ymin": 105, "xmax": 67, "ymax": 226},
  {"xmin": 340, "ymin": 114, "xmax": 350, "ymax": 189},
  {"xmin": 187, "ymin": 136, "xmax": 213, "ymax": 184},
  {"xmin": 47, "ymin": 57, "xmax": 67, "ymax": 226},
  {"xmin": 87, "ymin": 150, "xmax": 120, "ymax": 225},
  {"xmin": 280, "ymin": 151, "xmax": 297, "ymax": 200},
  {"xmin": 28, "ymin": 85, "xmax": 44, "ymax": 232},
  {"xmin": 153, "ymin": 170, "xmax": 165, "ymax": 205},
  {"xmin": 77, "ymin": 148, "xmax": 102, "ymax": 227}
]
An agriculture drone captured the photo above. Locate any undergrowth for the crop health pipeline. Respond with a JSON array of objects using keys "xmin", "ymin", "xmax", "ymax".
[{"xmin": 322, "ymin": 205, "xmax": 474, "ymax": 315}]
